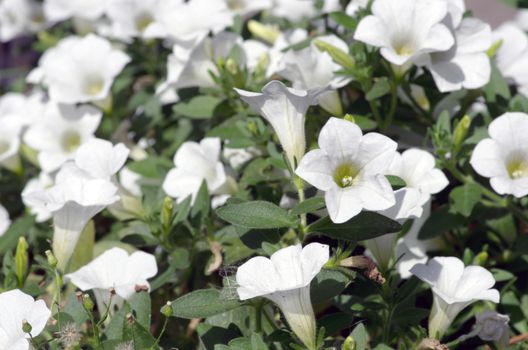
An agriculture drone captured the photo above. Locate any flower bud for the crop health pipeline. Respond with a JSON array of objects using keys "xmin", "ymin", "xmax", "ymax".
[
  {"xmin": 313, "ymin": 39, "xmax": 355, "ymax": 70},
  {"xmin": 453, "ymin": 115, "xmax": 471, "ymax": 153},
  {"xmin": 161, "ymin": 301, "xmax": 173, "ymax": 317},
  {"xmin": 343, "ymin": 114, "xmax": 355, "ymax": 123},
  {"xmin": 22, "ymin": 319, "xmax": 32, "ymax": 334},
  {"xmin": 473, "ymin": 251, "xmax": 488, "ymax": 266},
  {"xmin": 247, "ymin": 20, "xmax": 279, "ymax": 44},
  {"xmin": 342, "ymin": 335, "xmax": 356, "ymax": 350},
  {"xmin": 161, "ymin": 196, "xmax": 173, "ymax": 231},
  {"xmin": 82, "ymin": 294, "xmax": 94, "ymax": 311},
  {"xmin": 45, "ymin": 250, "xmax": 58, "ymax": 268},
  {"xmin": 487, "ymin": 39, "xmax": 503, "ymax": 58},
  {"xmin": 15, "ymin": 237, "xmax": 29, "ymax": 288}
]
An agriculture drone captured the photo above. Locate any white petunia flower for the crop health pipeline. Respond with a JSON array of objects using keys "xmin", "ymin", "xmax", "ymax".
[
  {"xmin": 223, "ymin": 146, "xmax": 261, "ymax": 169},
  {"xmin": 427, "ymin": 18, "xmax": 492, "ymax": 92},
  {"xmin": 142, "ymin": 0, "xmax": 233, "ymax": 42},
  {"xmin": 388, "ymin": 148, "xmax": 449, "ymax": 206},
  {"xmin": 0, "ymin": 91, "xmax": 47, "ymax": 129},
  {"xmin": 0, "ymin": 118, "xmax": 22, "ymax": 172},
  {"xmin": 459, "ymin": 311, "xmax": 510, "ymax": 347},
  {"xmin": 270, "ymin": 0, "xmax": 340, "ymax": 22},
  {"xmin": 0, "ymin": 204, "xmax": 10, "ymax": 237},
  {"xmin": 364, "ymin": 188, "xmax": 423, "ymax": 270},
  {"xmin": 410, "ymin": 256, "xmax": 500, "ymax": 339},
  {"xmin": 0, "ymin": 289, "xmax": 51, "ymax": 350},
  {"xmin": 470, "ymin": 112, "xmax": 528, "ymax": 198},
  {"xmin": 236, "ymin": 243, "xmax": 329, "ymax": 350},
  {"xmin": 354, "ymin": 0, "xmax": 454, "ymax": 68},
  {"xmin": 267, "ymin": 28, "xmax": 308, "ymax": 77},
  {"xmin": 22, "ymin": 172, "xmax": 54, "ymax": 223},
  {"xmin": 235, "ymin": 80, "xmax": 329, "ymax": 168},
  {"xmin": 65, "ymin": 247, "xmax": 157, "ymax": 313},
  {"xmin": 43, "ymin": 0, "xmax": 106, "ymax": 22},
  {"xmin": 493, "ymin": 22, "xmax": 528, "ymax": 97},
  {"xmin": 73, "ymin": 139, "xmax": 129, "ymax": 180},
  {"xmin": 0, "ymin": 0, "xmax": 46, "ymax": 42},
  {"xmin": 28, "ymin": 34, "xmax": 130, "ymax": 104},
  {"xmin": 23, "ymin": 102, "xmax": 102, "ymax": 173},
  {"xmin": 296, "ymin": 117, "xmax": 397, "ymax": 223},
  {"xmin": 224, "ymin": 0, "xmax": 271, "ymax": 18},
  {"xmin": 103, "ymin": 0, "xmax": 160, "ymax": 41},
  {"xmin": 278, "ymin": 35, "xmax": 351, "ymax": 116},
  {"xmin": 118, "ymin": 167, "xmax": 143, "ymax": 197},
  {"xmin": 23, "ymin": 167, "xmax": 119, "ymax": 271},
  {"xmin": 163, "ymin": 138, "xmax": 234, "ymax": 205}
]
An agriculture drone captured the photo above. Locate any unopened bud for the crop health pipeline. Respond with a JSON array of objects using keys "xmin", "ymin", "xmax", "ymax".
[
  {"xmin": 487, "ymin": 39, "xmax": 503, "ymax": 58},
  {"xmin": 313, "ymin": 39, "xmax": 355, "ymax": 70},
  {"xmin": 15, "ymin": 237, "xmax": 29, "ymax": 287},
  {"xmin": 343, "ymin": 114, "xmax": 355, "ymax": 123},
  {"xmin": 340, "ymin": 255, "xmax": 385, "ymax": 284},
  {"xmin": 247, "ymin": 20, "xmax": 280, "ymax": 44},
  {"xmin": 82, "ymin": 294, "xmax": 94, "ymax": 311},
  {"xmin": 473, "ymin": 251, "xmax": 488, "ymax": 266},
  {"xmin": 342, "ymin": 335, "xmax": 356, "ymax": 350},
  {"xmin": 22, "ymin": 320, "xmax": 33, "ymax": 334},
  {"xmin": 161, "ymin": 196, "xmax": 173, "ymax": 231},
  {"xmin": 225, "ymin": 58, "xmax": 238, "ymax": 76},
  {"xmin": 453, "ymin": 115, "xmax": 471, "ymax": 152},
  {"xmin": 45, "ymin": 250, "xmax": 58, "ymax": 268},
  {"xmin": 161, "ymin": 301, "xmax": 173, "ymax": 317}
]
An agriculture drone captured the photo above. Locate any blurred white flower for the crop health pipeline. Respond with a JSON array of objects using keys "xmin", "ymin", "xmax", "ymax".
[
  {"xmin": 354, "ymin": 0, "xmax": 454, "ymax": 68},
  {"xmin": 236, "ymin": 80, "xmax": 328, "ymax": 168},
  {"xmin": 0, "ymin": 119, "xmax": 22, "ymax": 173},
  {"xmin": 73, "ymin": 139, "xmax": 130, "ymax": 180},
  {"xmin": 28, "ymin": 34, "xmax": 130, "ymax": 104},
  {"xmin": 270, "ymin": 0, "xmax": 340, "ymax": 22},
  {"xmin": 411, "ymin": 256, "xmax": 500, "ymax": 339},
  {"xmin": 278, "ymin": 35, "xmax": 351, "ymax": 116},
  {"xmin": 236, "ymin": 243, "xmax": 329, "ymax": 350},
  {"xmin": 0, "ymin": 289, "xmax": 51, "ymax": 350},
  {"xmin": 516, "ymin": 10, "xmax": 528, "ymax": 31},
  {"xmin": 65, "ymin": 247, "xmax": 157, "ymax": 312},
  {"xmin": 388, "ymin": 148, "xmax": 449, "ymax": 206},
  {"xmin": 0, "ymin": 91, "xmax": 47, "ymax": 129},
  {"xmin": 296, "ymin": 117, "xmax": 397, "ymax": 223},
  {"xmin": 0, "ymin": 0, "xmax": 46, "ymax": 42},
  {"xmin": 103, "ymin": 0, "xmax": 160, "ymax": 41},
  {"xmin": 119, "ymin": 167, "xmax": 143, "ymax": 197},
  {"xmin": 22, "ymin": 172, "xmax": 54, "ymax": 223},
  {"xmin": 470, "ymin": 112, "xmax": 528, "ymax": 198},
  {"xmin": 163, "ymin": 138, "xmax": 234, "ymax": 205},
  {"xmin": 345, "ymin": 0, "xmax": 369, "ymax": 16},
  {"xmin": 23, "ymin": 166, "xmax": 119, "ymax": 271},
  {"xmin": 493, "ymin": 22, "xmax": 528, "ymax": 97},
  {"xmin": 24, "ymin": 102, "xmax": 102, "ymax": 173},
  {"xmin": 224, "ymin": 0, "xmax": 271, "ymax": 18},
  {"xmin": 143, "ymin": 0, "xmax": 233, "ymax": 42},
  {"xmin": 427, "ymin": 18, "xmax": 492, "ymax": 92},
  {"xmin": 43, "ymin": 0, "xmax": 106, "ymax": 22},
  {"xmin": 459, "ymin": 311, "xmax": 510, "ymax": 347},
  {"xmin": 364, "ymin": 188, "xmax": 422, "ymax": 270},
  {"xmin": 223, "ymin": 146, "xmax": 261, "ymax": 169},
  {"xmin": 0, "ymin": 204, "xmax": 10, "ymax": 237},
  {"xmin": 267, "ymin": 28, "xmax": 308, "ymax": 77}
]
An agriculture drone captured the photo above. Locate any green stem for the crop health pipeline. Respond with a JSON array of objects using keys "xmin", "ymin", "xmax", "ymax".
[
  {"xmin": 381, "ymin": 80, "xmax": 399, "ymax": 131},
  {"xmin": 262, "ymin": 307, "xmax": 279, "ymax": 331},
  {"xmin": 150, "ymin": 317, "xmax": 169, "ymax": 349},
  {"xmin": 294, "ymin": 176, "xmax": 307, "ymax": 240},
  {"xmin": 255, "ymin": 301, "xmax": 263, "ymax": 333}
]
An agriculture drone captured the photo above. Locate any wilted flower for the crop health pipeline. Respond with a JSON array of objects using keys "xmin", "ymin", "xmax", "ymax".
[
  {"xmin": 354, "ymin": 0, "xmax": 454, "ymax": 68},
  {"xmin": 163, "ymin": 138, "xmax": 235, "ymax": 206},
  {"xmin": 0, "ymin": 289, "xmax": 51, "ymax": 350},
  {"xmin": 65, "ymin": 247, "xmax": 158, "ymax": 313},
  {"xmin": 410, "ymin": 256, "xmax": 500, "ymax": 339},
  {"xmin": 236, "ymin": 243, "xmax": 329, "ymax": 350},
  {"xmin": 236, "ymin": 80, "xmax": 329, "ymax": 168},
  {"xmin": 28, "ymin": 34, "xmax": 130, "ymax": 104},
  {"xmin": 23, "ymin": 102, "xmax": 102, "ymax": 173},
  {"xmin": 470, "ymin": 112, "xmax": 528, "ymax": 197},
  {"xmin": 296, "ymin": 117, "xmax": 397, "ymax": 223},
  {"xmin": 0, "ymin": 204, "xmax": 10, "ymax": 237}
]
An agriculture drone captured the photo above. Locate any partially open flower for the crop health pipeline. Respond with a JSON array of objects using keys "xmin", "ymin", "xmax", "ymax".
[
  {"xmin": 0, "ymin": 289, "xmax": 51, "ymax": 350},
  {"xmin": 236, "ymin": 243, "xmax": 329, "ymax": 350},
  {"xmin": 236, "ymin": 80, "xmax": 329, "ymax": 168},
  {"xmin": 470, "ymin": 112, "xmax": 528, "ymax": 197},
  {"xmin": 296, "ymin": 117, "xmax": 397, "ymax": 223},
  {"xmin": 410, "ymin": 256, "xmax": 500, "ymax": 339},
  {"xmin": 66, "ymin": 247, "xmax": 158, "ymax": 313},
  {"xmin": 28, "ymin": 34, "xmax": 130, "ymax": 104}
]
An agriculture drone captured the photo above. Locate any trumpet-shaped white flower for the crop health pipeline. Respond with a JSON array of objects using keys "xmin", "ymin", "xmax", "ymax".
[
  {"xmin": 470, "ymin": 112, "xmax": 528, "ymax": 198},
  {"xmin": 103, "ymin": 0, "xmax": 160, "ymax": 41},
  {"xmin": 22, "ymin": 172, "xmax": 54, "ymax": 223},
  {"xmin": 270, "ymin": 0, "xmax": 340, "ymax": 22},
  {"xmin": 43, "ymin": 0, "xmax": 106, "ymax": 21},
  {"xmin": 410, "ymin": 257, "xmax": 500, "ymax": 339},
  {"xmin": 0, "ymin": 204, "xmax": 10, "ymax": 237},
  {"xmin": 364, "ymin": 188, "xmax": 423, "ymax": 270},
  {"xmin": 66, "ymin": 247, "xmax": 157, "ymax": 312},
  {"xmin": 0, "ymin": 0, "xmax": 46, "ymax": 42},
  {"xmin": 354, "ymin": 0, "xmax": 454, "ymax": 67},
  {"xmin": 493, "ymin": 23, "xmax": 528, "ymax": 97},
  {"xmin": 388, "ymin": 148, "xmax": 449, "ymax": 206},
  {"xmin": 0, "ymin": 289, "xmax": 51, "ymax": 350},
  {"xmin": 28, "ymin": 34, "xmax": 130, "ymax": 104},
  {"xmin": 296, "ymin": 117, "xmax": 397, "ymax": 223},
  {"xmin": 427, "ymin": 18, "xmax": 492, "ymax": 92},
  {"xmin": 224, "ymin": 0, "xmax": 271, "ymax": 17},
  {"xmin": 236, "ymin": 243, "xmax": 329, "ymax": 350},
  {"xmin": 163, "ymin": 138, "xmax": 232, "ymax": 205},
  {"xmin": 23, "ymin": 166, "xmax": 119, "ymax": 271},
  {"xmin": 143, "ymin": 0, "xmax": 233, "ymax": 42},
  {"xmin": 73, "ymin": 139, "xmax": 130, "ymax": 180},
  {"xmin": 23, "ymin": 102, "xmax": 102, "ymax": 173},
  {"xmin": 236, "ymin": 81, "xmax": 328, "ymax": 168},
  {"xmin": 278, "ymin": 35, "xmax": 351, "ymax": 116}
]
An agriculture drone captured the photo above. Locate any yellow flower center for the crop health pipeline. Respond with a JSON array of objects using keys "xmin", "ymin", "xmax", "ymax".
[
  {"xmin": 507, "ymin": 160, "xmax": 528, "ymax": 179},
  {"xmin": 135, "ymin": 12, "xmax": 153, "ymax": 32},
  {"xmin": 396, "ymin": 45, "xmax": 414, "ymax": 56},
  {"xmin": 84, "ymin": 76, "xmax": 104, "ymax": 97},
  {"xmin": 334, "ymin": 163, "xmax": 360, "ymax": 188},
  {"xmin": 61, "ymin": 130, "xmax": 81, "ymax": 153}
]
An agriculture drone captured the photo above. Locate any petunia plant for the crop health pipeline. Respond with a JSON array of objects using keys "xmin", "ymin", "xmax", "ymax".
[{"xmin": 1, "ymin": 0, "xmax": 528, "ymax": 349}]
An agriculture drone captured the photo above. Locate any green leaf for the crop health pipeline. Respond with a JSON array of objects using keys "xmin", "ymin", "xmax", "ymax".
[
  {"xmin": 172, "ymin": 95, "xmax": 223, "ymax": 119},
  {"xmin": 68, "ymin": 220, "xmax": 95, "ymax": 273},
  {"xmin": 311, "ymin": 269, "xmax": 353, "ymax": 304},
  {"xmin": 483, "ymin": 64, "xmax": 511, "ymax": 102},
  {"xmin": 366, "ymin": 77, "xmax": 390, "ymax": 101},
  {"xmin": 0, "ymin": 215, "xmax": 34, "ymax": 255},
  {"xmin": 449, "ymin": 183, "xmax": 482, "ymax": 217},
  {"xmin": 216, "ymin": 201, "xmax": 298, "ymax": 229},
  {"xmin": 306, "ymin": 212, "xmax": 401, "ymax": 241},
  {"xmin": 290, "ymin": 197, "xmax": 325, "ymax": 216},
  {"xmin": 168, "ymin": 289, "xmax": 244, "ymax": 319},
  {"xmin": 385, "ymin": 175, "xmax": 406, "ymax": 190},
  {"xmin": 350, "ymin": 323, "xmax": 368, "ymax": 350},
  {"xmin": 329, "ymin": 12, "xmax": 357, "ymax": 30},
  {"xmin": 127, "ymin": 156, "xmax": 173, "ymax": 179},
  {"xmin": 129, "ymin": 291, "xmax": 151, "ymax": 330},
  {"xmin": 418, "ymin": 205, "xmax": 465, "ymax": 239}
]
